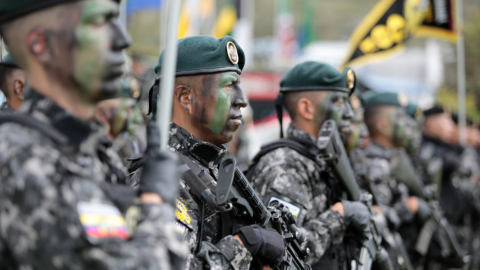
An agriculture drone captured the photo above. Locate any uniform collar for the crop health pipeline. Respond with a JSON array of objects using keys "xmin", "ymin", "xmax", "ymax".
[
  {"xmin": 19, "ymin": 87, "xmax": 105, "ymax": 155},
  {"xmin": 286, "ymin": 124, "xmax": 316, "ymax": 143},
  {"xmin": 168, "ymin": 122, "xmax": 227, "ymax": 169}
]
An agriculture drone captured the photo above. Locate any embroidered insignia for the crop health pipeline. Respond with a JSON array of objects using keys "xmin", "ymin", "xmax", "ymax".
[
  {"xmin": 175, "ymin": 200, "xmax": 191, "ymax": 224},
  {"xmin": 77, "ymin": 202, "xmax": 129, "ymax": 240},
  {"xmin": 397, "ymin": 92, "xmax": 409, "ymax": 107},
  {"xmin": 346, "ymin": 69, "xmax": 355, "ymax": 90},
  {"xmin": 226, "ymin": 41, "xmax": 239, "ymax": 65}
]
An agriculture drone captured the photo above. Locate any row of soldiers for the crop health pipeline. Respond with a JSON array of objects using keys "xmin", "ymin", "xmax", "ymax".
[{"xmin": 0, "ymin": 1, "xmax": 479, "ymax": 270}]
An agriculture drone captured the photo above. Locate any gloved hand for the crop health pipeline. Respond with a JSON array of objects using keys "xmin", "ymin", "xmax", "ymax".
[
  {"xmin": 416, "ymin": 198, "xmax": 432, "ymax": 223},
  {"xmin": 236, "ymin": 225, "xmax": 285, "ymax": 268},
  {"xmin": 380, "ymin": 205, "xmax": 401, "ymax": 230},
  {"xmin": 342, "ymin": 200, "xmax": 371, "ymax": 234},
  {"xmin": 138, "ymin": 120, "xmax": 180, "ymax": 206}
]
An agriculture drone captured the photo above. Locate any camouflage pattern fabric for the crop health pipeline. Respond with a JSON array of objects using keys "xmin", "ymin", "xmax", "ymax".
[
  {"xmin": 167, "ymin": 122, "xmax": 253, "ymax": 270},
  {"xmin": 0, "ymin": 89, "xmax": 188, "ymax": 270},
  {"xmin": 361, "ymin": 142, "xmax": 414, "ymax": 224},
  {"xmin": 0, "ymin": 101, "xmax": 15, "ymax": 114},
  {"xmin": 249, "ymin": 125, "xmax": 346, "ymax": 265}
]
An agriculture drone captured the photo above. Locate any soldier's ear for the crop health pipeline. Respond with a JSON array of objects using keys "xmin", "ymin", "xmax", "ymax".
[
  {"xmin": 297, "ymin": 98, "xmax": 314, "ymax": 121},
  {"xmin": 26, "ymin": 29, "xmax": 53, "ymax": 64},
  {"xmin": 175, "ymin": 85, "xmax": 192, "ymax": 113}
]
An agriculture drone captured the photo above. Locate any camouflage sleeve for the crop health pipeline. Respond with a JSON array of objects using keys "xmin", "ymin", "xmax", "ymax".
[
  {"xmin": 251, "ymin": 156, "xmax": 345, "ymax": 264},
  {"xmin": 189, "ymin": 235, "xmax": 253, "ymax": 270},
  {"xmin": 0, "ymin": 149, "xmax": 188, "ymax": 269}
]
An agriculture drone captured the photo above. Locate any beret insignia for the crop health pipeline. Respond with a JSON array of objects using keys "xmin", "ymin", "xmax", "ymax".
[
  {"xmin": 350, "ymin": 94, "xmax": 361, "ymax": 110},
  {"xmin": 397, "ymin": 92, "xmax": 409, "ymax": 107},
  {"xmin": 226, "ymin": 41, "xmax": 239, "ymax": 65},
  {"xmin": 130, "ymin": 79, "xmax": 141, "ymax": 99},
  {"xmin": 347, "ymin": 69, "xmax": 355, "ymax": 90}
]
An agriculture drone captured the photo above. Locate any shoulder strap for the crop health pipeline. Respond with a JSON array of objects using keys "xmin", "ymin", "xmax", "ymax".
[
  {"xmin": 245, "ymin": 138, "xmax": 319, "ymax": 181},
  {"xmin": 0, "ymin": 113, "xmax": 68, "ymax": 145}
]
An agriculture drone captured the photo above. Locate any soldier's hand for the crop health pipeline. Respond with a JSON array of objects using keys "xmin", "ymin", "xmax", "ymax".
[
  {"xmin": 416, "ymin": 198, "xmax": 432, "ymax": 222},
  {"xmin": 138, "ymin": 120, "xmax": 180, "ymax": 206},
  {"xmin": 236, "ymin": 225, "xmax": 285, "ymax": 268},
  {"xmin": 341, "ymin": 200, "xmax": 371, "ymax": 234}
]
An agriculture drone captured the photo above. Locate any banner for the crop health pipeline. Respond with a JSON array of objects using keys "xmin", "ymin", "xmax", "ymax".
[
  {"xmin": 414, "ymin": 0, "xmax": 457, "ymax": 42},
  {"xmin": 342, "ymin": 0, "xmax": 428, "ymax": 68}
]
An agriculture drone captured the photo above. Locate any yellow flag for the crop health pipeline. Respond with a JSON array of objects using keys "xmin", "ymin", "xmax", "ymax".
[{"xmin": 213, "ymin": 5, "xmax": 237, "ymax": 39}]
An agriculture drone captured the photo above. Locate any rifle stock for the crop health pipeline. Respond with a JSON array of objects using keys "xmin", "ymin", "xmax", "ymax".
[{"xmin": 316, "ymin": 120, "xmax": 393, "ymax": 270}]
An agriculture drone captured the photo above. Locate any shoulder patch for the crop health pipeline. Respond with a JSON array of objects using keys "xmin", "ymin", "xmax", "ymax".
[
  {"xmin": 269, "ymin": 197, "xmax": 302, "ymax": 217},
  {"xmin": 175, "ymin": 199, "xmax": 191, "ymax": 224},
  {"xmin": 77, "ymin": 201, "xmax": 129, "ymax": 240}
]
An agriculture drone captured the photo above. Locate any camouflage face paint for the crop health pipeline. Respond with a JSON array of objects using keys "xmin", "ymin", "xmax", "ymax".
[
  {"xmin": 314, "ymin": 91, "xmax": 351, "ymax": 132},
  {"xmin": 345, "ymin": 109, "xmax": 366, "ymax": 152},
  {"xmin": 191, "ymin": 72, "xmax": 247, "ymax": 146},
  {"xmin": 401, "ymin": 115, "xmax": 421, "ymax": 154},
  {"xmin": 73, "ymin": 0, "xmax": 128, "ymax": 101}
]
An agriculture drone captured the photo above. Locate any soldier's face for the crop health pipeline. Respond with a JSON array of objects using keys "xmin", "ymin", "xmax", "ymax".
[
  {"xmin": 401, "ymin": 116, "xmax": 422, "ymax": 154},
  {"xmin": 345, "ymin": 109, "xmax": 370, "ymax": 152},
  {"xmin": 190, "ymin": 72, "xmax": 247, "ymax": 146},
  {"xmin": 313, "ymin": 91, "xmax": 353, "ymax": 133},
  {"xmin": 49, "ymin": 0, "xmax": 129, "ymax": 102}
]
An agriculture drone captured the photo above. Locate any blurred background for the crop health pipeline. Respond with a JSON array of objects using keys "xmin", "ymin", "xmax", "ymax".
[{"xmin": 1, "ymin": 0, "xmax": 479, "ymax": 162}]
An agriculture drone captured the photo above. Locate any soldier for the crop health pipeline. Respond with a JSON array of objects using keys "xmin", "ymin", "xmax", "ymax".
[
  {"xmin": 145, "ymin": 35, "xmax": 286, "ymax": 270},
  {"xmin": 0, "ymin": 0, "xmax": 187, "ymax": 269},
  {"xmin": 360, "ymin": 92, "xmax": 436, "ymax": 266},
  {"xmin": 95, "ymin": 78, "xmax": 145, "ymax": 167},
  {"xmin": 0, "ymin": 53, "xmax": 25, "ymax": 113},
  {"xmin": 247, "ymin": 61, "xmax": 372, "ymax": 269}
]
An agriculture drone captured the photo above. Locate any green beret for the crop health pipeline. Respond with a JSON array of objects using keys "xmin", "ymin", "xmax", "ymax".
[
  {"xmin": 0, "ymin": 0, "xmax": 120, "ymax": 24},
  {"xmin": 154, "ymin": 35, "xmax": 245, "ymax": 78},
  {"xmin": 0, "ymin": 53, "xmax": 19, "ymax": 68},
  {"xmin": 279, "ymin": 61, "xmax": 356, "ymax": 95},
  {"xmin": 361, "ymin": 91, "xmax": 409, "ymax": 108}
]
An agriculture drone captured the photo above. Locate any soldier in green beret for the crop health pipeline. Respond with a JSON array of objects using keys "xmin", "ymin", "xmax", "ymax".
[
  {"xmin": 95, "ymin": 77, "xmax": 145, "ymax": 167},
  {"xmin": 0, "ymin": 0, "xmax": 188, "ymax": 269},
  {"xmin": 361, "ymin": 93, "xmax": 469, "ymax": 268},
  {"xmin": 142, "ymin": 35, "xmax": 286, "ymax": 270},
  {"xmin": 247, "ymin": 61, "xmax": 374, "ymax": 270},
  {"xmin": 0, "ymin": 53, "xmax": 25, "ymax": 113}
]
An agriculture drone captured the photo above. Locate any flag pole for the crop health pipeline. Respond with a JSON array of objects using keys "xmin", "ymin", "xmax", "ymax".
[
  {"xmin": 456, "ymin": 0, "xmax": 467, "ymax": 146},
  {"xmin": 157, "ymin": 0, "xmax": 182, "ymax": 150}
]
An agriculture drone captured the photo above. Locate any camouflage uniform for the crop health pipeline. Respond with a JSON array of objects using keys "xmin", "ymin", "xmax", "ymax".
[
  {"xmin": 418, "ymin": 136, "xmax": 480, "ymax": 268},
  {"xmin": 249, "ymin": 125, "xmax": 346, "ymax": 266},
  {"xmin": 167, "ymin": 122, "xmax": 253, "ymax": 270},
  {"xmin": 361, "ymin": 142, "xmax": 414, "ymax": 224},
  {"xmin": 0, "ymin": 101, "xmax": 14, "ymax": 114},
  {"xmin": 0, "ymin": 89, "xmax": 188, "ymax": 270}
]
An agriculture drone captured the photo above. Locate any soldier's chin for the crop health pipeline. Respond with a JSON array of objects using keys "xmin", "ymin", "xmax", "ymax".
[{"xmin": 98, "ymin": 79, "xmax": 122, "ymax": 100}]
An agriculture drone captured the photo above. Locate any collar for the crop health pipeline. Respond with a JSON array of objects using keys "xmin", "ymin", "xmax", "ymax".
[
  {"xmin": 286, "ymin": 124, "xmax": 316, "ymax": 143},
  {"xmin": 168, "ymin": 122, "xmax": 227, "ymax": 169},
  {"xmin": 19, "ymin": 87, "xmax": 105, "ymax": 154}
]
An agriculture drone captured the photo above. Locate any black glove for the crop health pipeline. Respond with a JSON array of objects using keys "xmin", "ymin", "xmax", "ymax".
[
  {"xmin": 237, "ymin": 225, "xmax": 285, "ymax": 268},
  {"xmin": 416, "ymin": 198, "xmax": 432, "ymax": 223},
  {"xmin": 380, "ymin": 205, "xmax": 401, "ymax": 230},
  {"xmin": 342, "ymin": 200, "xmax": 371, "ymax": 234},
  {"xmin": 138, "ymin": 120, "xmax": 180, "ymax": 206}
]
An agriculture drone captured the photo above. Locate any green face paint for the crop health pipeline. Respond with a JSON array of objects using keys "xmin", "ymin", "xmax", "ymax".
[
  {"xmin": 210, "ymin": 72, "xmax": 235, "ymax": 136},
  {"xmin": 73, "ymin": 0, "xmax": 126, "ymax": 101},
  {"xmin": 314, "ymin": 92, "xmax": 350, "ymax": 130}
]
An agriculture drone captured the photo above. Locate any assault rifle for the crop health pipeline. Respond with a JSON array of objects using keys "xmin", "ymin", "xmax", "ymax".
[
  {"xmin": 349, "ymin": 148, "xmax": 414, "ymax": 270},
  {"xmin": 181, "ymin": 156, "xmax": 311, "ymax": 270},
  {"xmin": 316, "ymin": 120, "xmax": 393, "ymax": 270},
  {"xmin": 390, "ymin": 149, "xmax": 464, "ymax": 259}
]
